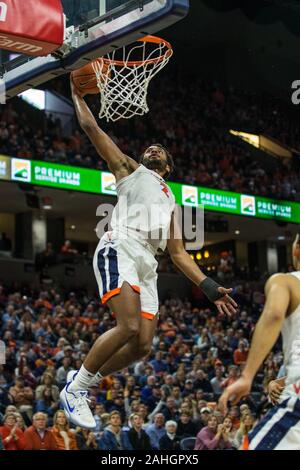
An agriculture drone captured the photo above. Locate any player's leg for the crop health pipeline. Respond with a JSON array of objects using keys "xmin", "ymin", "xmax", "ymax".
[
  {"xmin": 93, "ymin": 255, "xmax": 159, "ymax": 378},
  {"xmin": 72, "ymin": 281, "xmax": 141, "ymax": 380},
  {"xmin": 98, "ymin": 315, "xmax": 158, "ymax": 376},
  {"xmin": 59, "ymin": 281, "xmax": 141, "ymax": 429}
]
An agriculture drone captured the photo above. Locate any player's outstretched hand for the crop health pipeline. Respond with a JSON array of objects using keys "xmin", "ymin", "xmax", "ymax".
[
  {"xmin": 268, "ymin": 380, "xmax": 284, "ymax": 406},
  {"xmin": 214, "ymin": 287, "xmax": 238, "ymax": 317},
  {"xmin": 218, "ymin": 376, "xmax": 252, "ymax": 415}
]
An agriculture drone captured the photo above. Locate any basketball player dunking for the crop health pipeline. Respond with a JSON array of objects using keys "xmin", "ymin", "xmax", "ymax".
[
  {"xmin": 60, "ymin": 78, "xmax": 238, "ymax": 429},
  {"xmin": 219, "ymin": 232, "xmax": 300, "ymax": 450}
]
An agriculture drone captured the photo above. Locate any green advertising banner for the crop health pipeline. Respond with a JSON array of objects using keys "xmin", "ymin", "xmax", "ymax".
[
  {"xmin": 0, "ymin": 157, "xmax": 299, "ymax": 224},
  {"xmin": 31, "ymin": 161, "xmax": 101, "ymax": 194}
]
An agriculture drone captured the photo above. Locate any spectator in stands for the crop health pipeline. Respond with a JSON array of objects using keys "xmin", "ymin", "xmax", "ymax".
[
  {"xmin": 9, "ymin": 376, "xmax": 34, "ymax": 421},
  {"xmin": 233, "ymin": 413, "xmax": 255, "ymax": 450},
  {"xmin": 56, "ymin": 357, "xmax": 72, "ymax": 389},
  {"xmin": 126, "ymin": 413, "xmax": 152, "ymax": 450},
  {"xmin": 221, "ymin": 365, "xmax": 239, "ymax": 389},
  {"xmin": 145, "ymin": 413, "xmax": 166, "ymax": 450},
  {"xmin": 24, "ymin": 412, "xmax": 58, "ymax": 450},
  {"xmin": 98, "ymin": 411, "xmax": 129, "ymax": 450},
  {"xmin": 159, "ymin": 420, "xmax": 180, "ymax": 450},
  {"xmin": 161, "ymin": 396, "xmax": 179, "ymax": 422},
  {"xmin": 194, "ymin": 414, "xmax": 232, "ymax": 450},
  {"xmin": 0, "ymin": 233, "xmax": 12, "ymax": 253},
  {"xmin": 233, "ymin": 340, "xmax": 249, "ymax": 366},
  {"xmin": 210, "ymin": 366, "xmax": 225, "ymax": 396},
  {"xmin": 14, "ymin": 412, "xmax": 26, "ymax": 432},
  {"xmin": 50, "ymin": 410, "xmax": 78, "ymax": 450},
  {"xmin": 0, "ymin": 412, "xmax": 26, "ymax": 450},
  {"xmin": 175, "ymin": 411, "xmax": 197, "ymax": 439},
  {"xmin": 76, "ymin": 427, "xmax": 98, "ymax": 450},
  {"xmin": 35, "ymin": 372, "xmax": 60, "ymax": 402}
]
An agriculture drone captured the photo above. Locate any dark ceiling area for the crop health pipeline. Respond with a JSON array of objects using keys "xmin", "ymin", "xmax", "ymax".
[{"xmin": 163, "ymin": 0, "xmax": 300, "ymax": 105}]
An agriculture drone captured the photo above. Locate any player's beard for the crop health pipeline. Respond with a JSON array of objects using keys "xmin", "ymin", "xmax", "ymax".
[{"xmin": 142, "ymin": 156, "xmax": 167, "ymax": 175}]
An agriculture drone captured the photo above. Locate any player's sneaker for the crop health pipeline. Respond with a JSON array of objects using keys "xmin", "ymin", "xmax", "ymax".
[{"xmin": 60, "ymin": 372, "xmax": 96, "ymax": 430}]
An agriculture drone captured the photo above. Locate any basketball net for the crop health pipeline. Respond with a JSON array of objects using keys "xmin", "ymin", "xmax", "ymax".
[{"xmin": 92, "ymin": 36, "xmax": 173, "ymax": 122}]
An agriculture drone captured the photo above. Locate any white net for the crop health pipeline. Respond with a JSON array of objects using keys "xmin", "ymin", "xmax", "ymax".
[{"xmin": 92, "ymin": 36, "xmax": 173, "ymax": 122}]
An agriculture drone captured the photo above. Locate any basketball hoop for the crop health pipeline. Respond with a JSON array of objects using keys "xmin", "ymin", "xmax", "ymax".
[{"xmin": 92, "ymin": 36, "xmax": 173, "ymax": 122}]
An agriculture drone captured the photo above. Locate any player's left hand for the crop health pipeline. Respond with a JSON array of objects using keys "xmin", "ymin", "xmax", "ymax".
[
  {"xmin": 218, "ymin": 376, "xmax": 252, "ymax": 415},
  {"xmin": 214, "ymin": 287, "xmax": 238, "ymax": 317}
]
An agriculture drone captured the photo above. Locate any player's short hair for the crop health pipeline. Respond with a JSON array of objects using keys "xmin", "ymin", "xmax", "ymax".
[{"xmin": 140, "ymin": 143, "xmax": 174, "ymax": 179}]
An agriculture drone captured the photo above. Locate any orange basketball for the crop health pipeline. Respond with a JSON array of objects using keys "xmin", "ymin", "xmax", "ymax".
[{"xmin": 71, "ymin": 59, "xmax": 109, "ymax": 95}]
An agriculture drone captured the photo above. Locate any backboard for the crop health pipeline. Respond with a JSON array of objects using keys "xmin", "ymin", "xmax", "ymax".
[{"xmin": 1, "ymin": 0, "xmax": 189, "ymax": 99}]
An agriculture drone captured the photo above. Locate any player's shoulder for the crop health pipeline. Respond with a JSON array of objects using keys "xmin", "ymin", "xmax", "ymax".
[{"xmin": 266, "ymin": 273, "xmax": 291, "ymax": 288}]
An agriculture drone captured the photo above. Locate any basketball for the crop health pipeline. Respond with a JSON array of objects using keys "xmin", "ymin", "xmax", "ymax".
[{"xmin": 71, "ymin": 59, "xmax": 109, "ymax": 95}]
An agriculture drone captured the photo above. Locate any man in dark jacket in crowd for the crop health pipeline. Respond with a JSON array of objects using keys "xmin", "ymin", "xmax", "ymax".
[{"xmin": 127, "ymin": 413, "xmax": 152, "ymax": 450}]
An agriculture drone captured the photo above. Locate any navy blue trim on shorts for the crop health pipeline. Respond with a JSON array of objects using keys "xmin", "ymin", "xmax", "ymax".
[
  {"xmin": 97, "ymin": 248, "xmax": 107, "ymax": 296},
  {"xmin": 108, "ymin": 247, "xmax": 119, "ymax": 291},
  {"xmin": 251, "ymin": 399, "xmax": 300, "ymax": 450}
]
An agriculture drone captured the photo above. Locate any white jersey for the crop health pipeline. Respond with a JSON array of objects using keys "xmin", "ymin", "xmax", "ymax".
[
  {"xmin": 282, "ymin": 271, "xmax": 300, "ymax": 385},
  {"xmin": 111, "ymin": 165, "xmax": 175, "ymax": 253}
]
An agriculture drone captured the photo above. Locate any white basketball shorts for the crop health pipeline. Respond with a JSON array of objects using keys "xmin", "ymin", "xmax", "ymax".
[
  {"xmin": 248, "ymin": 383, "xmax": 300, "ymax": 450},
  {"xmin": 93, "ymin": 230, "xmax": 159, "ymax": 320}
]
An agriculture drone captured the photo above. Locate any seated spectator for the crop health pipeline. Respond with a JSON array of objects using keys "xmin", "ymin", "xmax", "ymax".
[
  {"xmin": 0, "ymin": 232, "xmax": 12, "ymax": 252},
  {"xmin": 35, "ymin": 387, "xmax": 59, "ymax": 416},
  {"xmin": 210, "ymin": 367, "xmax": 225, "ymax": 397},
  {"xmin": 233, "ymin": 340, "xmax": 249, "ymax": 366},
  {"xmin": 161, "ymin": 396, "xmax": 179, "ymax": 422},
  {"xmin": 50, "ymin": 410, "xmax": 78, "ymax": 450},
  {"xmin": 126, "ymin": 413, "xmax": 152, "ymax": 450},
  {"xmin": 24, "ymin": 412, "xmax": 58, "ymax": 450},
  {"xmin": 55, "ymin": 357, "xmax": 72, "ymax": 389},
  {"xmin": 9, "ymin": 376, "xmax": 34, "ymax": 421},
  {"xmin": 35, "ymin": 243, "xmax": 56, "ymax": 271},
  {"xmin": 76, "ymin": 427, "xmax": 98, "ymax": 450},
  {"xmin": 193, "ymin": 406, "xmax": 212, "ymax": 431},
  {"xmin": 0, "ymin": 412, "xmax": 26, "ymax": 450},
  {"xmin": 176, "ymin": 411, "xmax": 198, "ymax": 440},
  {"xmin": 194, "ymin": 414, "xmax": 232, "ymax": 450},
  {"xmin": 145, "ymin": 413, "xmax": 166, "ymax": 450},
  {"xmin": 159, "ymin": 420, "xmax": 180, "ymax": 451},
  {"xmin": 233, "ymin": 413, "xmax": 255, "ymax": 450},
  {"xmin": 35, "ymin": 372, "xmax": 60, "ymax": 402},
  {"xmin": 14, "ymin": 412, "xmax": 27, "ymax": 432},
  {"xmin": 98, "ymin": 411, "xmax": 130, "ymax": 450},
  {"xmin": 150, "ymin": 352, "xmax": 168, "ymax": 375},
  {"xmin": 221, "ymin": 365, "xmax": 239, "ymax": 389},
  {"xmin": 193, "ymin": 370, "xmax": 213, "ymax": 394},
  {"xmin": 222, "ymin": 415, "xmax": 236, "ymax": 448}
]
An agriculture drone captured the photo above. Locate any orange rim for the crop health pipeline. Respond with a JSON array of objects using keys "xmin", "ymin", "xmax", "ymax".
[{"xmin": 99, "ymin": 35, "xmax": 173, "ymax": 68}]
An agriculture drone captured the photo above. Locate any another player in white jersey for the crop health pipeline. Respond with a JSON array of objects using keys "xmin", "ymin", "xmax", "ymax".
[
  {"xmin": 60, "ymin": 79, "xmax": 237, "ymax": 430},
  {"xmin": 219, "ymin": 232, "xmax": 300, "ymax": 450}
]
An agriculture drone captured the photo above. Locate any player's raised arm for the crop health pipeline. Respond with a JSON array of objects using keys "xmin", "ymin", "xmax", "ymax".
[
  {"xmin": 70, "ymin": 77, "xmax": 138, "ymax": 180},
  {"xmin": 167, "ymin": 212, "xmax": 238, "ymax": 317}
]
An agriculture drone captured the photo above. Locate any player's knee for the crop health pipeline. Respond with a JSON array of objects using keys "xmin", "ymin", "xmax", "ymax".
[
  {"xmin": 123, "ymin": 320, "xmax": 140, "ymax": 340},
  {"xmin": 137, "ymin": 340, "xmax": 152, "ymax": 358}
]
